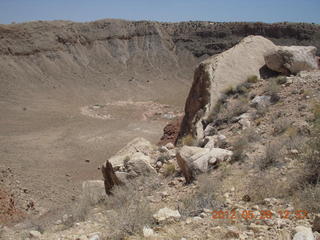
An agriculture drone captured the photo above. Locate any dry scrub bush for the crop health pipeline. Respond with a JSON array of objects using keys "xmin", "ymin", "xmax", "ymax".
[
  {"xmin": 163, "ymin": 163, "xmax": 176, "ymax": 177},
  {"xmin": 243, "ymin": 128, "xmax": 261, "ymax": 143},
  {"xmin": 108, "ymin": 199, "xmax": 154, "ymax": 240},
  {"xmin": 265, "ymin": 78, "xmax": 280, "ymax": 103},
  {"xmin": 216, "ymin": 97, "xmax": 249, "ymax": 124},
  {"xmin": 284, "ymin": 127, "xmax": 306, "ymax": 151},
  {"xmin": 105, "ymin": 176, "xmax": 160, "ymax": 239},
  {"xmin": 247, "ymin": 75, "xmax": 259, "ymax": 84},
  {"xmin": 230, "ymin": 128, "xmax": 259, "ymax": 163},
  {"xmin": 157, "ymin": 153, "xmax": 171, "ymax": 163},
  {"xmin": 293, "ymin": 183, "xmax": 320, "ymax": 213},
  {"xmin": 181, "ymin": 134, "xmax": 196, "ymax": 146},
  {"xmin": 275, "ymin": 76, "xmax": 287, "ymax": 85},
  {"xmin": 273, "ymin": 118, "xmax": 291, "ymax": 136},
  {"xmin": 259, "ymin": 142, "xmax": 283, "ymax": 170},
  {"xmin": 247, "ymin": 172, "xmax": 290, "ymax": 203},
  {"xmin": 224, "ymin": 82, "xmax": 252, "ymax": 96},
  {"xmin": 231, "ymin": 136, "xmax": 248, "ymax": 163},
  {"xmin": 295, "ymin": 103, "xmax": 320, "ymax": 185},
  {"xmin": 290, "ymin": 104, "xmax": 320, "ymax": 212},
  {"xmin": 178, "ymin": 174, "xmax": 221, "ymax": 217}
]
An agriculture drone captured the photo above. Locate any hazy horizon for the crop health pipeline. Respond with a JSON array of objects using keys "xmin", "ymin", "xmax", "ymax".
[{"xmin": 0, "ymin": 0, "xmax": 319, "ymax": 25}]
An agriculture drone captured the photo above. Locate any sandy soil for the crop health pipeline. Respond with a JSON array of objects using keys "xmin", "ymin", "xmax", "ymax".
[{"xmin": 0, "ymin": 95, "xmax": 181, "ymax": 223}]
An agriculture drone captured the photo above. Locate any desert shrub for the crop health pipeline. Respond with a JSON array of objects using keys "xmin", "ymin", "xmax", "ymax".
[
  {"xmin": 105, "ymin": 177, "xmax": 160, "ymax": 239},
  {"xmin": 224, "ymin": 82, "xmax": 252, "ymax": 96},
  {"xmin": 300, "ymin": 130, "xmax": 320, "ymax": 184},
  {"xmin": 247, "ymin": 172, "xmax": 290, "ymax": 203},
  {"xmin": 207, "ymin": 96, "xmax": 227, "ymax": 123},
  {"xmin": 283, "ymin": 127, "xmax": 306, "ymax": 151},
  {"xmin": 108, "ymin": 199, "xmax": 154, "ymax": 239},
  {"xmin": 254, "ymin": 105, "xmax": 269, "ymax": 120},
  {"xmin": 224, "ymin": 86, "xmax": 237, "ymax": 96},
  {"xmin": 231, "ymin": 136, "xmax": 248, "ymax": 163},
  {"xmin": 289, "ymin": 104, "xmax": 320, "ymax": 211},
  {"xmin": 163, "ymin": 163, "xmax": 176, "ymax": 177},
  {"xmin": 276, "ymin": 76, "xmax": 287, "ymax": 85},
  {"xmin": 230, "ymin": 127, "xmax": 260, "ymax": 163},
  {"xmin": 292, "ymin": 105, "xmax": 320, "ymax": 186},
  {"xmin": 313, "ymin": 102, "xmax": 320, "ymax": 123},
  {"xmin": 259, "ymin": 142, "xmax": 283, "ymax": 170},
  {"xmin": 243, "ymin": 128, "xmax": 261, "ymax": 143},
  {"xmin": 273, "ymin": 118, "xmax": 291, "ymax": 136},
  {"xmin": 247, "ymin": 75, "xmax": 259, "ymax": 83},
  {"xmin": 157, "ymin": 153, "xmax": 171, "ymax": 163},
  {"xmin": 181, "ymin": 134, "xmax": 196, "ymax": 146},
  {"xmin": 71, "ymin": 196, "xmax": 92, "ymax": 222},
  {"xmin": 235, "ymin": 82, "xmax": 251, "ymax": 95},
  {"xmin": 285, "ymin": 135, "xmax": 306, "ymax": 151},
  {"xmin": 178, "ymin": 174, "xmax": 221, "ymax": 217},
  {"xmin": 302, "ymin": 89, "xmax": 313, "ymax": 98},
  {"xmin": 293, "ymin": 183, "xmax": 320, "ymax": 213},
  {"xmin": 216, "ymin": 97, "xmax": 249, "ymax": 124},
  {"xmin": 265, "ymin": 78, "xmax": 280, "ymax": 103}
]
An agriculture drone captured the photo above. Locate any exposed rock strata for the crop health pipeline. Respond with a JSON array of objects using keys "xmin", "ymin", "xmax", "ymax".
[{"xmin": 177, "ymin": 36, "xmax": 276, "ymax": 141}]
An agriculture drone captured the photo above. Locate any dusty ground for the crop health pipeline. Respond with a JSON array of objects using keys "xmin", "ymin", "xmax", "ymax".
[
  {"xmin": 0, "ymin": 18, "xmax": 319, "ymax": 232},
  {"xmin": 0, "ymin": 94, "xmax": 182, "ymax": 224}
]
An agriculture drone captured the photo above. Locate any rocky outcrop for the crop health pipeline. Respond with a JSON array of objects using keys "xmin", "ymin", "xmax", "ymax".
[
  {"xmin": 293, "ymin": 226, "xmax": 314, "ymax": 240},
  {"xmin": 158, "ymin": 117, "xmax": 181, "ymax": 146},
  {"xmin": 177, "ymin": 36, "xmax": 277, "ymax": 141},
  {"xmin": 265, "ymin": 46, "xmax": 318, "ymax": 74},
  {"xmin": 177, "ymin": 146, "xmax": 232, "ymax": 182},
  {"xmin": 1, "ymin": 20, "xmax": 320, "ymax": 103},
  {"xmin": 153, "ymin": 207, "xmax": 181, "ymax": 223},
  {"xmin": 108, "ymin": 137, "xmax": 155, "ymax": 169},
  {"xmin": 101, "ymin": 137, "xmax": 158, "ymax": 192},
  {"xmin": 123, "ymin": 152, "xmax": 157, "ymax": 177}
]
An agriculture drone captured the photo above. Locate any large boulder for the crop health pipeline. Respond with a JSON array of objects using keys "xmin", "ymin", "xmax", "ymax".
[
  {"xmin": 124, "ymin": 152, "xmax": 157, "ymax": 177},
  {"xmin": 293, "ymin": 226, "xmax": 314, "ymax": 240},
  {"xmin": 108, "ymin": 137, "xmax": 155, "ymax": 169},
  {"xmin": 265, "ymin": 46, "xmax": 318, "ymax": 74},
  {"xmin": 178, "ymin": 146, "xmax": 232, "ymax": 173},
  {"xmin": 153, "ymin": 207, "xmax": 181, "ymax": 223},
  {"xmin": 177, "ymin": 36, "xmax": 277, "ymax": 142}
]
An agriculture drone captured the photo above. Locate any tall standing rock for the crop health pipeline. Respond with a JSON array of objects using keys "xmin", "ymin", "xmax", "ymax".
[
  {"xmin": 101, "ymin": 160, "xmax": 123, "ymax": 195},
  {"xmin": 177, "ymin": 36, "xmax": 277, "ymax": 142}
]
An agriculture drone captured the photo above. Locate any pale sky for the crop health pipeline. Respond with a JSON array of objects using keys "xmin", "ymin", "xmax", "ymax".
[{"xmin": 0, "ymin": 0, "xmax": 319, "ymax": 24}]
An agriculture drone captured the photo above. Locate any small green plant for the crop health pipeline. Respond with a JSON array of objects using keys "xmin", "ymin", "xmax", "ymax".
[
  {"xmin": 247, "ymin": 75, "xmax": 259, "ymax": 83},
  {"xmin": 266, "ymin": 78, "xmax": 280, "ymax": 103},
  {"xmin": 236, "ymin": 83, "xmax": 250, "ymax": 95},
  {"xmin": 163, "ymin": 163, "xmax": 176, "ymax": 177},
  {"xmin": 276, "ymin": 76, "xmax": 287, "ymax": 85},
  {"xmin": 224, "ymin": 86, "xmax": 236, "ymax": 96},
  {"xmin": 224, "ymin": 83, "xmax": 251, "ymax": 96},
  {"xmin": 181, "ymin": 134, "xmax": 196, "ymax": 146}
]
